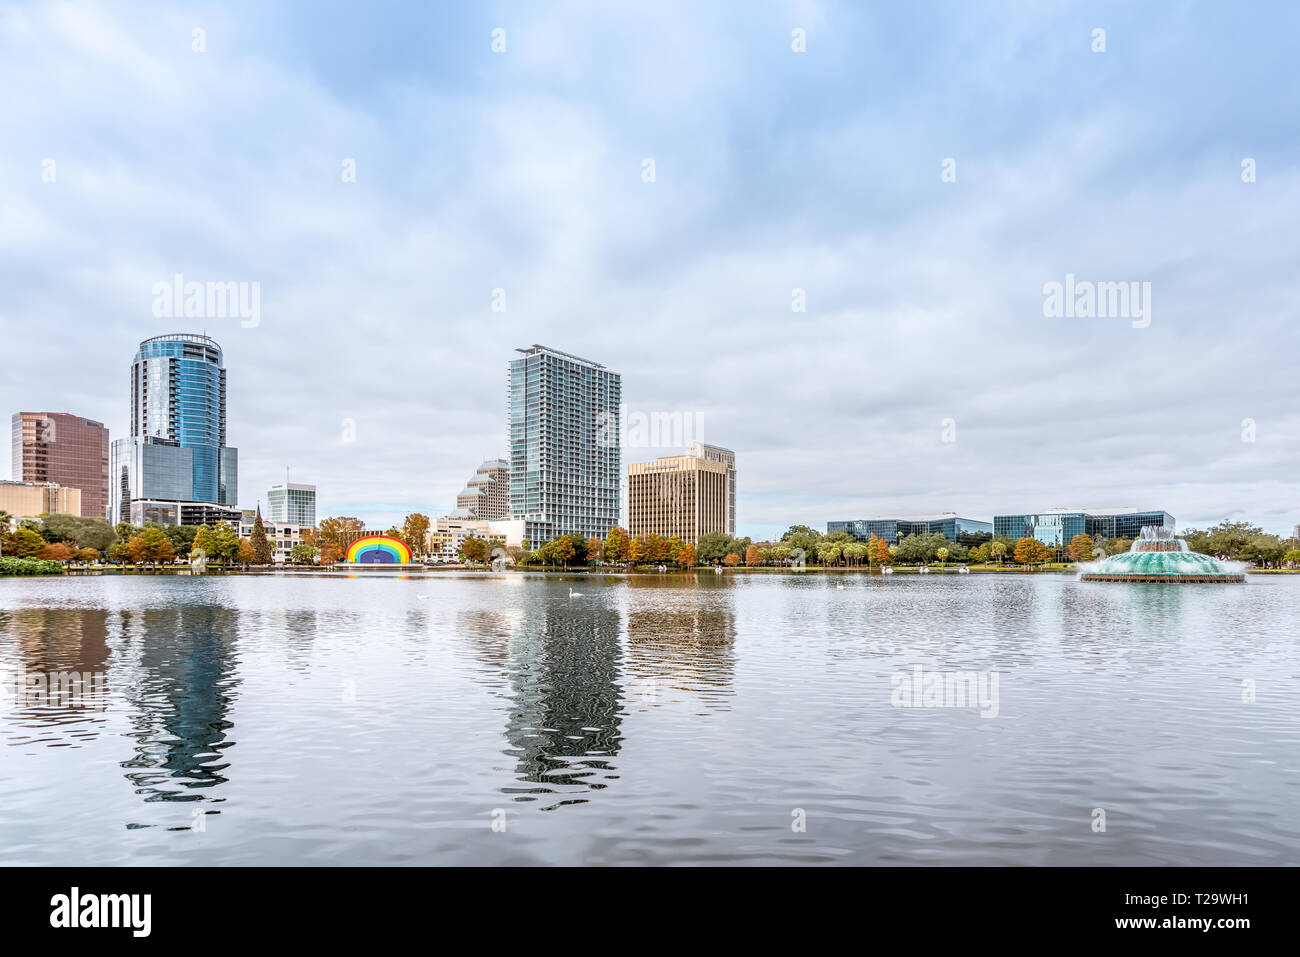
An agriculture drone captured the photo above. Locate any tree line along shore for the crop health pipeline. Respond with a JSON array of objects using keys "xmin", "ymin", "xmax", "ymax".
[{"xmin": 3, "ymin": 512, "xmax": 1296, "ymax": 576}]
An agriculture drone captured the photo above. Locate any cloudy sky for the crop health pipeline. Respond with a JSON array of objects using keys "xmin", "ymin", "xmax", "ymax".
[{"xmin": 3, "ymin": 1, "xmax": 1297, "ymax": 537}]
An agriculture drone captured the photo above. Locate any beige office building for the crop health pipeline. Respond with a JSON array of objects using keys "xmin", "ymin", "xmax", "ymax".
[
  {"xmin": 686, "ymin": 442, "xmax": 735, "ymax": 536},
  {"xmin": 0, "ymin": 480, "xmax": 82, "ymax": 520},
  {"xmin": 627, "ymin": 454, "xmax": 728, "ymax": 544},
  {"xmin": 454, "ymin": 458, "xmax": 509, "ymax": 520}
]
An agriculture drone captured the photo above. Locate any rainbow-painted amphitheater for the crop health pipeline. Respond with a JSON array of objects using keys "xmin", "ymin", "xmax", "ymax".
[{"xmin": 345, "ymin": 535, "xmax": 413, "ymax": 564}]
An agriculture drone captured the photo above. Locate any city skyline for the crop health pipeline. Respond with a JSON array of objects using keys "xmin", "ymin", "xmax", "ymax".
[
  {"xmin": 2, "ymin": 3, "xmax": 1298, "ymax": 535},
  {"xmin": 3, "ymin": 328, "xmax": 1295, "ymax": 537}
]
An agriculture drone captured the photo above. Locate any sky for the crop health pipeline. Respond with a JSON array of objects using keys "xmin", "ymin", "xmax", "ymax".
[{"xmin": 2, "ymin": 0, "xmax": 1298, "ymax": 538}]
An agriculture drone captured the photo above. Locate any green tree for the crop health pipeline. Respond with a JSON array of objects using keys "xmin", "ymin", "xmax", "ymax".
[
  {"xmin": 251, "ymin": 510, "xmax": 273, "ymax": 564},
  {"xmin": 781, "ymin": 526, "xmax": 823, "ymax": 560},
  {"xmin": 816, "ymin": 542, "xmax": 842, "ymax": 565},
  {"xmin": 39, "ymin": 514, "xmax": 116, "ymax": 552},
  {"xmin": 164, "ymin": 524, "xmax": 197, "ymax": 559},
  {"xmin": 210, "ymin": 522, "xmax": 240, "ymax": 563},
  {"xmin": 936, "ymin": 546, "xmax": 949, "ymax": 564},
  {"xmin": 696, "ymin": 531, "xmax": 735, "ymax": 563},
  {"xmin": 990, "ymin": 541, "xmax": 1007, "ymax": 564},
  {"xmin": 192, "ymin": 524, "xmax": 214, "ymax": 562},
  {"xmin": 290, "ymin": 543, "xmax": 318, "ymax": 565}
]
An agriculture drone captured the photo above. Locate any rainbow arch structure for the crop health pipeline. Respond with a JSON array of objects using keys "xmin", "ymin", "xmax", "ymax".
[{"xmin": 345, "ymin": 535, "xmax": 413, "ymax": 564}]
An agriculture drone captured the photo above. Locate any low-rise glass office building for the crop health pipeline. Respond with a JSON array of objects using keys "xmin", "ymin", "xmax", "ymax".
[
  {"xmin": 994, "ymin": 508, "xmax": 1174, "ymax": 546},
  {"xmin": 828, "ymin": 513, "xmax": 992, "ymax": 544}
]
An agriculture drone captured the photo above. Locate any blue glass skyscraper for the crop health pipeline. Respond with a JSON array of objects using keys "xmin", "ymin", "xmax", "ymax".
[{"xmin": 110, "ymin": 334, "xmax": 239, "ymax": 525}]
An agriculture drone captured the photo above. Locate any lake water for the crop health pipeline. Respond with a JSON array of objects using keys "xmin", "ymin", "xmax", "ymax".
[{"xmin": 1, "ymin": 571, "xmax": 1297, "ymax": 865}]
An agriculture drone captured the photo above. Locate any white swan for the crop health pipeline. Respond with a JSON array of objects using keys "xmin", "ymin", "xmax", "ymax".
[
  {"xmin": 836, "ymin": 583, "xmax": 844, "ymax": 589},
  {"xmin": 416, "ymin": 593, "xmax": 429, "ymax": 600},
  {"xmin": 569, "ymin": 587, "xmax": 583, "ymax": 598}
]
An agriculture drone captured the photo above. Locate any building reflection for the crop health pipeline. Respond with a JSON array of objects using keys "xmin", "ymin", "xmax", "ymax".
[
  {"xmin": 0, "ymin": 607, "xmax": 112, "ymax": 746},
  {"xmin": 500, "ymin": 595, "xmax": 624, "ymax": 809},
  {"xmin": 117, "ymin": 607, "xmax": 240, "ymax": 808},
  {"xmin": 624, "ymin": 575, "xmax": 736, "ymax": 712}
]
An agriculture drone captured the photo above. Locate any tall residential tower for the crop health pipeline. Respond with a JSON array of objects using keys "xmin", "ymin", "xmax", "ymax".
[
  {"xmin": 110, "ymin": 334, "xmax": 239, "ymax": 526},
  {"xmin": 508, "ymin": 345, "xmax": 621, "ymax": 545}
]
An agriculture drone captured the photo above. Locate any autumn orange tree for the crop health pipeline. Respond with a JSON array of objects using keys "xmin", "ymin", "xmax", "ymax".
[
  {"xmin": 587, "ymin": 536, "xmax": 603, "ymax": 562},
  {"xmin": 1068, "ymin": 533, "xmax": 1094, "ymax": 562},
  {"xmin": 646, "ymin": 533, "xmax": 666, "ymax": 563},
  {"xmin": 1013, "ymin": 537, "xmax": 1051, "ymax": 566},
  {"xmin": 318, "ymin": 516, "xmax": 365, "ymax": 558},
  {"xmin": 723, "ymin": 552, "xmax": 740, "ymax": 566},
  {"xmin": 36, "ymin": 542, "xmax": 75, "ymax": 562},
  {"xmin": 128, "ymin": 527, "xmax": 175, "ymax": 564},
  {"xmin": 745, "ymin": 544, "xmax": 760, "ymax": 566},
  {"xmin": 677, "ymin": 542, "xmax": 696, "ymax": 567}
]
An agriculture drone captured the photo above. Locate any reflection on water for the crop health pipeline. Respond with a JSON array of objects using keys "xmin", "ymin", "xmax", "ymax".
[
  {"xmin": 625, "ymin": 575, "xmax": 736, "ymax": 713},
  {"xmin": 117, "ymin": 607, "xmax": 240, "ymax": 811},
  {"xmin": 500, "ymin": 595, "xmax": 624, "ymax": 809},
  {"xmin": 0, "ymin": 607, "xmax": 112, "ymax": 747},
  {"xmin": 1, "ymin": 572, "xmax": 1298, "ymax": 865}
]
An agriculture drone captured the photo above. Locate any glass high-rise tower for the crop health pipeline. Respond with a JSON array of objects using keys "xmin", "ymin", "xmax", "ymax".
[
  {"xmin": 508, "ymin": 345, "xmax": 620, "ymax": 546},
  {"xmin": 110, "ymin": 334, "xmax": 239, "ymax": 525}
]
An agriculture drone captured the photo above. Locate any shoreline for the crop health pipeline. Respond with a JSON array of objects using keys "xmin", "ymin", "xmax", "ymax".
[{"xmin": 7, "ymin": 564, "xmax": 1285, "ymax": 578}]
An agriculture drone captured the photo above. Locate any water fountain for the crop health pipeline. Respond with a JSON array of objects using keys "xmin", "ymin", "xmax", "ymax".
[{"xmin": 1079, "ymin": 526, "xmax": 1245, "ymax": 583}]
